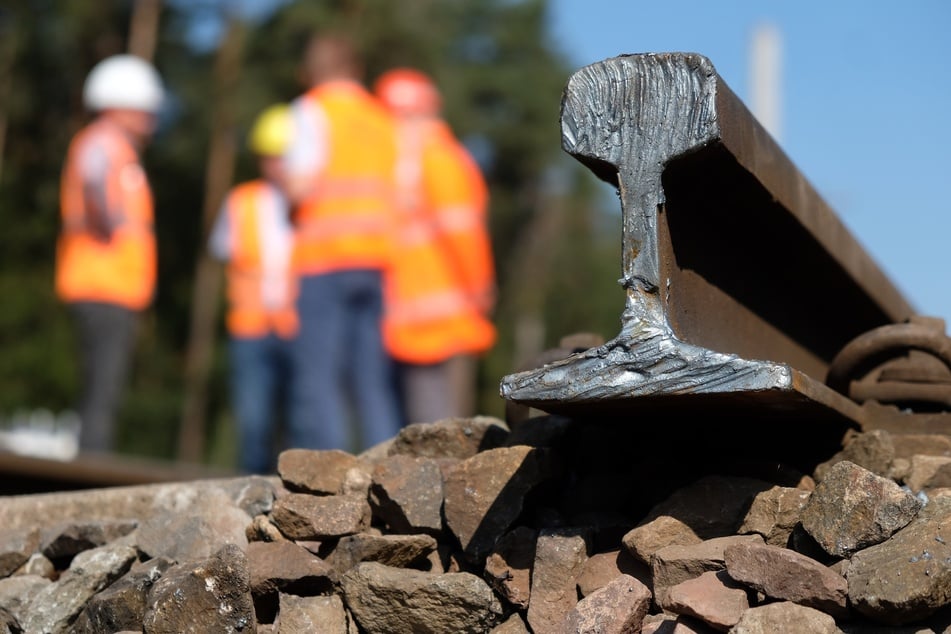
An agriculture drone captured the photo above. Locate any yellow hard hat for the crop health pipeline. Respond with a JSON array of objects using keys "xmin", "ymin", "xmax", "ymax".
[{"xmin": 248, "ymin": 104, "xmax": 292, "ymax": 156}]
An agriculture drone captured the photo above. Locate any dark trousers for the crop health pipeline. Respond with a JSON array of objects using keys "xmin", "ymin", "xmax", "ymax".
[{"xmin": 70, "ymin": 302, "xmax": 138, "ymax": 452}]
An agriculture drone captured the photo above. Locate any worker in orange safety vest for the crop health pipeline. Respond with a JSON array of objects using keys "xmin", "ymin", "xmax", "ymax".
[
  {"xmin": 208, "ymin": 104, "xmax": 298, "ymax": 473},
  {"xmin": 56, "ymin": 54, "xmax": 164, "ymax": 452},
  {"xmin": 282, "ymin": 33, "xmax": 403, "ymax": 452},
  {"xmin": 373, "ymin": 68, "xmax": 497, "ymax": 424}
]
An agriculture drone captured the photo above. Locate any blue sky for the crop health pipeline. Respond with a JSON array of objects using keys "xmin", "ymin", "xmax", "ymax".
[{"xmin": 547, "ymin": 1, "xmax": 951, "ymax": 327}]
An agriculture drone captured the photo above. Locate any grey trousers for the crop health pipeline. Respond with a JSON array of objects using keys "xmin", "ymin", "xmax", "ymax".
[
  {"xmin": 70, "ymin": 302, "xmax": 138, "ymax": 452},
  {"xmin": 399, "ymin": 354, "xmax": 477, "ymax": 425}
]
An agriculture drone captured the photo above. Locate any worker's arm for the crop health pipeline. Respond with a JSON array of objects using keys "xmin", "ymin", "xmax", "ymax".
[
  {"xmin": 207, "ymin": 195, "xmax": 234, "ymax": 262},
  {"xmin": 283, "ymin": 97, "xmax": 329, "ymax": 206},
  {"xmin": 78, "ymin": 140, "xmax": 120, "ymax": 242}
]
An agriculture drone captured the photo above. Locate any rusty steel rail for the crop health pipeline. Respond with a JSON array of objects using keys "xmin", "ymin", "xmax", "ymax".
[
  {"xmin": 501, "ymin": 52, "xmax": 919, "ymax": 432},
  {"xmin": 0, "ymin": 449, "xmax": 238, "ymax": 495}
]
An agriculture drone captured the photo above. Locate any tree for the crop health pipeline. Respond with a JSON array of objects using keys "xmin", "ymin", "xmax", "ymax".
[{"xmin": 0, "ymin": 0, "xmax": 622, "ymax": 463}]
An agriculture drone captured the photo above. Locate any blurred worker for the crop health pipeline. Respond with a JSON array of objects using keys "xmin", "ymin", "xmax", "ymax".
[
  {"xmin": 56, "ymin": 54, "xmax": 164, "ymax": 453},
  {"xmin": 374, "ymin": 68, "xmax": 497, "ymax": 423},
  {"xmin": 208, "ymin": 104, "xmax": 297, "ymax": 473},
  {"xmin": 282, "ymin": 33, "xmax": 403, "ymax": 451}
]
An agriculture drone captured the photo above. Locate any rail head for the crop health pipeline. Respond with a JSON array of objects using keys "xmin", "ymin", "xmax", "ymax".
[{"xmin": 502, "ymin": 52, "xmax": 912, "ymax": 426}]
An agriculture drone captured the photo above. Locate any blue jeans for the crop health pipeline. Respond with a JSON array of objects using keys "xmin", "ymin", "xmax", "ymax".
[
  {"xmin": 229, "ymin": 333, "xmax": 292, "ymax": 473},
  {"xmin": 289, "ymin": 269, "xmax": 402, "ymax": 452}
]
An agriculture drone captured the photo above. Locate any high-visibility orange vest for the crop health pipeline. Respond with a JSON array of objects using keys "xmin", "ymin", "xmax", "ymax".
[
  {"xmin": 219, "ymin": 180, "xmax": 298, "ymax": 339},
  {"xmin": 291, "ymin": 81, "xmax": 398, "ymax": 275},
  {"xmin": 383, "ymin": 118, "xmax": 497, "ymax": 364},
  {"xmin": 56, "ymin": 118, "xmax": 156, "ymax": 310}
]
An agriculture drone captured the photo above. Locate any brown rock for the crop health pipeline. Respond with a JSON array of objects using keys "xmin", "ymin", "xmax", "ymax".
[
  {"xmin": 327, "ymin": 532, "xmax": 438, "ymax": 572},
  {"xmin": 640, "ymin": 475, "xmax": 774, "ymax": 540},
  {"xmin": 277, "ymin": 449, "xmax": 365, "ymax": 494},
  {"xmin": 736, "ymin": 486, "xmax": 811, "ymax": 547},
  {"xmin": 814, "ymin": 429, "xmax": 895, "ymax": 481},
  {"xmin": 484, "ymin": 526, "xmax": 537, "ymax": 609},
  {"xmin": 270, "ymin": 492, "xmax": 371, "ymax": 540},
  {"xmin": 246, "ymin": 514, "xmax": 287, "ymax": 543},
  {"xmin": 491, "ymin": 613, "xmax": 530, "ymax": 633},
  {"xmin": 660, "ymin": 570, "xmax": 750, "ymax": 632},
  {"xmin": 444, "ymin": 445, "xmax": 556, "ymax": 562},
  {"xmin": 246, "ymin": 540, "xmax": 335, "ymax": 596},
  {"xmin": 369, "ymin": 454, "xmax": 444, "ymax": 534},
  {"xmin": 387, "ymin": 416, "xmax": 509, "ymax": 459},
  {"xmin": 891, "ymin": 434, "xmax": 951, "ymax": 460},
  {"xmin": 724, "ymin": 541, "xmax": 848, "ymax": 619},
  {"xmin": 341, "ymin": 562, "xmax": 503, "ymax": 633},
  {"xmin": 730, "ymin": 601, "xmax": 840, "ymax": 634},
  {"xmin": 622, "ymin": 515, "xmax": 702, "ymax": 565},
  {"xmin": 651, "ymin": 534, "xmax": 763, "ymax": 607},
  {"xmin": 905, "ymin": 455, "xmax": 951, "ymax": 492},
  {"xmin": 640, "ymin": 613, "xmax": 721, "ymax": 633},
  {"xmin": 276, "ymin": 593, "xmax": 353, "ymax": 633},
  {"xmin": 565, "ymin": 573, "xmax": 651, "ymax": 634},
  {"xmin": 527, "ymin": 527, "xmax": 590, "ymax": 634},
  {"xmin": 577, "ymin": 549, "xmax": 649, "ymax": 597}
]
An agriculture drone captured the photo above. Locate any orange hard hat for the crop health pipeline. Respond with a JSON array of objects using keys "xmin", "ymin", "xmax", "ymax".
[{"xmin": 374, "ymin": 68, "xmax": 442, "ymax": 117}]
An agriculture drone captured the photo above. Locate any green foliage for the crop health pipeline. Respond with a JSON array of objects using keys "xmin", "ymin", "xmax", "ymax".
[{"xmin": 1, "ymin": 0, "xmax": 623, "ymax": 460}]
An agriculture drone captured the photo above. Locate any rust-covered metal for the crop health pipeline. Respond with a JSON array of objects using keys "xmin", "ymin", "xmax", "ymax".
[{"xmin": 500, "ymin": 52, "xmax": 917, "ymax": 430}]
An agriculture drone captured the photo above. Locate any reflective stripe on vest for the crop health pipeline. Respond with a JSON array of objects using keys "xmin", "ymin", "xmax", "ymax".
[
  {"xmin": 225, "ymin": 180, "xmax": 298, "ymax": 339},
  {"xmin": 56, "ymin": 118, "xmax": 156, "ymax": 310}
]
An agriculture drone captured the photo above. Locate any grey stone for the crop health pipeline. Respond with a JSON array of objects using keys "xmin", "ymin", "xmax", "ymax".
[
  {"xmin": 0, "ymin": 575, "xmax": 50, "ymax": 625},
  {"xmin": 71, "ymin": 557, "xmax": 173, "ymax": 633},
  {"xmin": 143, "ymin": 543, "xmax": 255, "ymax": 633},
  {"xmin": 40, "ymin": 519, "xmax": 137, "ymax": 560},
  {"xmin": 847, "ymin": 496, "xmax": 951, "ymax": 625},
  {"xmin": 0, "ymin": 529, "xmax": 38, "ymax": 578},
  {"xmin": 20, "ymin": 544, "xmax": 137, "ymax": 634},
  {"xmin": 801, "ymin": 460, "xmax": 921, "ymax": 558},
  {"xmin": 136, "ymin": 493, "xmax": 250, "ymax": 562}
]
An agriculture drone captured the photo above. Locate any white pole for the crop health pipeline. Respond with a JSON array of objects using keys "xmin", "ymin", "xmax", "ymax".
[{"xmin": 750, "ymin": 21, "xmax": 783, "ymax": 142}]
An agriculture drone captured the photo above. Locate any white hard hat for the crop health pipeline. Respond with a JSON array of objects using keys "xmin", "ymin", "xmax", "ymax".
[{"xmin": 82, "ymin": 54, "xmax": 165, "ymax": 114}]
